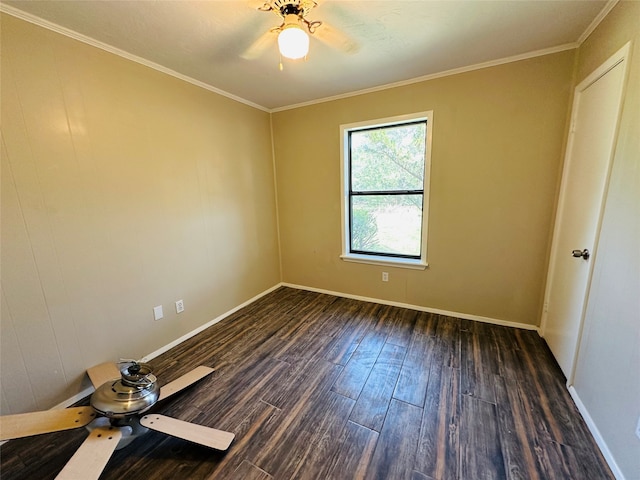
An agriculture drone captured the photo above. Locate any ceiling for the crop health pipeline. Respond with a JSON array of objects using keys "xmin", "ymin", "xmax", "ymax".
[{"xmin": 2, "ymin": 0, "xmax": 612, "ymax": 111}]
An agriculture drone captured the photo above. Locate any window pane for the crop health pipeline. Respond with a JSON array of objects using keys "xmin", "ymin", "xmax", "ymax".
[
  {"xmin": 351, "ymin": 122, "xmax": 426, "ymax": 192},
  {"xmin": 351, "ymin": 194, "xmax": 423, "ymax": 256}
]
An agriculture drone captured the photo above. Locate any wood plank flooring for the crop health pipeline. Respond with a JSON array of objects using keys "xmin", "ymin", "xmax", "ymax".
[{"xmin": 0, "ymin": 287, "xmax": 614, "ymax": 479}]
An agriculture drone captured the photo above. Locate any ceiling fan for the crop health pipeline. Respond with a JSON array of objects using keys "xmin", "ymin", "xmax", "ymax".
[
  {"xmin": 0, "ymin": 361, "xmax": 234, "ymax": 479},
  {"xmin": 243, "ymin": 0, "xmax": 358, "ymax": 63}
]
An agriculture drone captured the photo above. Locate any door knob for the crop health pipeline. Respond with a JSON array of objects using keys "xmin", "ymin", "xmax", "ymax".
[{"xmin": 571, "ymin": 248, "xmax": 590, "ymax": 260}]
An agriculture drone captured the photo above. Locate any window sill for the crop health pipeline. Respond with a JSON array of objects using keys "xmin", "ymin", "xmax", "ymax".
[{"xmin": 340, "ymin": 254, "xmax": 428, "ymax": 270}]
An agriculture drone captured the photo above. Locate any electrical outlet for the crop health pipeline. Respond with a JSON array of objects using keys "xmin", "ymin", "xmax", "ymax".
[
  {"xmin": 153, "ymin": 305, "xmax": 163, "ymax": 321},
  {"xmin": 175, "ymin": 299, "xmax": 184, "ymax": 314},
  {"xmin": 382, "ymin": 272, "xmax": 389, "ymax": 282}
]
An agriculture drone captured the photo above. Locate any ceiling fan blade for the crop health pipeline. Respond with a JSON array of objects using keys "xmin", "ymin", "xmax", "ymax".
[
  {"xmin": 55, "ymin": 426, "xmax": 123, "ymax": 480},
  {"xmin": 157, "ymin": 365, "xmax": 214, "ymax": 402},
  {"xmin": 241, "ymin": 28, "xmax": 278, "ymax": 60},
  {"xmin": 86, "ymin": 361, "xmax": 121, "ymax": 389},
  {"xmin": 313, "ymin": 22, "xmax": 359, "ymax": 54},
  {"xmin": 247, "ymin": 0, "xmax": 271, "ymax": 9},
  {"xmin": 0, "ymin": 407, "xmax": 96, "ymax": 441},
  {"xmin": 140, "ymin": 414, "xmax": 234, "ymax": 451}
]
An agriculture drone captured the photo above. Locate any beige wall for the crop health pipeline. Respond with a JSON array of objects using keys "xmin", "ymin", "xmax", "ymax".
[
  {"xmin": 2, "ymin": 14, "xmax": 632, "ymax": 470},
  {"xmin": 272, "ymin": 51, "xmax": 575, "ymax": 326},
  {"xmin": 0, "ymin": 14, "xmax": 280, "ymax": 414},
  {"xmin": 570, "ymin": 2, "xmax": 640, "ymax": 478}
]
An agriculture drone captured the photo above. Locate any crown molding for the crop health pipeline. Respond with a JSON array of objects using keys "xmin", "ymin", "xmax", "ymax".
[
  {"xmin": 271, "ymin": 43, "xmax": 579, "ymax": 112},
  {"xmin": 577, "ymin": 0, "xmax": 619, "ymax": 45},
  {"xmin": 3, "ymin": 3, "xmax": 598, "ymax": 114},
  {"xmin": 0, "ymin": 4, "xmax": 270, "ymax": 113}
]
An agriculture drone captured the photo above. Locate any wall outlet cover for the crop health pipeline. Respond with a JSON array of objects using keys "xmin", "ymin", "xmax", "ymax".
[{"xmin": 153, "ymin": 305, "xmax": 163, "ymax": 321}]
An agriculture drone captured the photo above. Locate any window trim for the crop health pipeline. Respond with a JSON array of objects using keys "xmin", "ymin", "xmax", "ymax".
[{"xmin": 340, "ymin": 111, "xmax": 433, "ymax": 270}]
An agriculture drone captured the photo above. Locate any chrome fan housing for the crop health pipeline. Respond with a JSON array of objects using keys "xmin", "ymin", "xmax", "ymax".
[{"xmin": 90, "ymin": 362, "xmax": 160, "ymax": 418}]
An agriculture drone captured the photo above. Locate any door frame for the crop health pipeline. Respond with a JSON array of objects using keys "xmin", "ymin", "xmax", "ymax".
[{"xmin": 540, "ymin": 42, "xmax": 631, "ymax": 385}]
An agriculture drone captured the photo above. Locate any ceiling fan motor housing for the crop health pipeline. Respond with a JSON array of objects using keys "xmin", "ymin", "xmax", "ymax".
[
  {"xmin": 271, "ymin": 0, "xmax": 316, "ymax": 17},
  {"xmin": 90, "ymin": 362, "xmax": 160, "ymax": 418},
  {"xmin": 280, "ymin": 3, "xmax": 302, "ymax": 17}
]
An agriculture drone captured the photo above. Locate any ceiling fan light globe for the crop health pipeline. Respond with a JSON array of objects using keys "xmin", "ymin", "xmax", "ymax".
[{"xmin": 278, "ymin": 25, "xmax": 309, "ymax": 59}]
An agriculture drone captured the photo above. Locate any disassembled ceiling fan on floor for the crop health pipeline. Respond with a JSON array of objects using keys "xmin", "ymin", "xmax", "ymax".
[
  {"xmin": 0, "ymin": 361, "xmax": 234, "ymax": 479},
  {"xmin": 243, "ymin": 0, "xmax": 358, "ymax": 63}
]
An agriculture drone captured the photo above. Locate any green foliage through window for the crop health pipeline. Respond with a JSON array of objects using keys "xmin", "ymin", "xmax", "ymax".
[{"xmin": 348, "ymin": 120, "xmax": 427, "ymax": 259}]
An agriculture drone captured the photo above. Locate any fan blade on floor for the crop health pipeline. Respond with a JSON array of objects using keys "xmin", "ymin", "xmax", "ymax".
[
  {"xmin": 157, "ymin": 365, "xmax": 214, "ymax": 402},
  {"xmin": 140, "ymin": 414, "xmax": 234, "ymax": 451},
  {"xmin": 241, "ymin": 28, "xmax": 279, "ymax": 60},
  {"xmin": 86, "ymin": 361, "xmax": 121, "ymax": 389},
  {"xmin": 0, "ymin": 407, "xmax": 96, "ymax": 441},
  {"xmin": 55, "ymin": 426, "xmax": 123, "ymax": 480},
  {"xmin": 313, "ymin": 22, "xmax": 358, "ymax": 53}
]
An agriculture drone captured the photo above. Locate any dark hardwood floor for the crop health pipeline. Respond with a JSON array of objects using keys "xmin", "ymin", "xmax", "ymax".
[{"xmin": 0, "ymin": 287, "xmax": 614, "ymax": 479}]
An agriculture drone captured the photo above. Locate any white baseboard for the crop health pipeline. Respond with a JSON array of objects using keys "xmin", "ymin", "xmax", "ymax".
[
  {"xmin": 282, "ymin": 282, "xmax": 539, "ymax": 332},
  {"xmin": 51, "ymin": 387, "xmax": 94, "ymax": 410},
  {"xmin": 0, "ymin": 379, "xmax": 96, "ymax": 447},
  {"xmin": 24, "ymin": 282, "xmax": 626, "ymax": 480},
  {"xmin": 5, "ymin": 282, "xmax": 285, "ymax": 434},
  {"xmin": 29, "ymin": 281, "xmax": 536, "ymax": 428},
  {"xmin": 140, "ymin": 283, "xmax": 283, "ymax": 363},
  {"xmin": 568, "ymin": 386, "xmax": 625, "ymax": 480}
]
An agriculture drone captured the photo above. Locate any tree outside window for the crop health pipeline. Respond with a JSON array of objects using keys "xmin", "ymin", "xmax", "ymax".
[{"xmin": 341, "ymin": 112, "xmax": 432, "ymax": 268}]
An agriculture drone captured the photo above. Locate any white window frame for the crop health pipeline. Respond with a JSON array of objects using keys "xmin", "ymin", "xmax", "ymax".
[{"xmin": 340, "ymin": 111, "xmax": 433, "ymax": 270}]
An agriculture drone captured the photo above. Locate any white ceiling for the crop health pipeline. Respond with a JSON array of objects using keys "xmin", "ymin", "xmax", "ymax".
[{"xmin": 2, "ymin": 0, "xmax": 612, "ymax": 111}]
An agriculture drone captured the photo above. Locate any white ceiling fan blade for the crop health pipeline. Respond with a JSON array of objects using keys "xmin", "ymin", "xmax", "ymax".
[
  {"xmin": 241, "ymin": 28, "xmax": 279, "ymax": 60},
  {"xmin": 157, "ymin": 365, "xmax": 214, "ymax": 402},
  {"xmin": 140, "ymin": 414, "xmax": 234, "ymax": 451},
  {"xmin": 313, "ymin": 22, "xmax": 358, "ymax": 54},
  {"xmin": 0, "ymin": 407, "xmax": 96, "ymax": 441},
  {"xmin": 247, "ymin": 0, "xmax": 271, "ymax": 9},
  {"xmin": 86, "ymin": 361, "xmax": 121, "ymax": 389},
  {"xmin": 55, "ymin": 426, "xmax": 123, "ymax": 480}
]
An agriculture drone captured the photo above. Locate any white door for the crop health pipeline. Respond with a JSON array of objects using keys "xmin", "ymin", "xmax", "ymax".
[{"xmin": 542, "ymin": 45, "xmax": 629, "ymax": 381}]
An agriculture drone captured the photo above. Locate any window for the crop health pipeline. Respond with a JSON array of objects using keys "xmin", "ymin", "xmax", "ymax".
[{"xmin": 340, "ymin": 112, "xmax": 433, "ymax": 269}]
